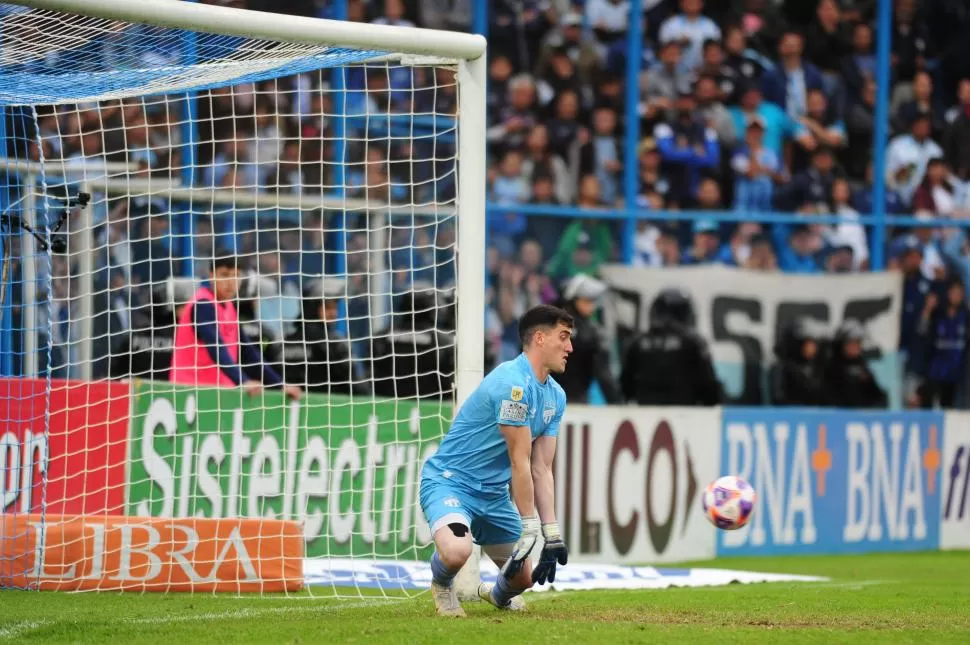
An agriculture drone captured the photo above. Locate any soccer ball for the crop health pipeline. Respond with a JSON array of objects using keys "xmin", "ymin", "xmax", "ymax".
[{"xmin": 702, "ymin": 475, "xmax": 756, "ymax": 530}]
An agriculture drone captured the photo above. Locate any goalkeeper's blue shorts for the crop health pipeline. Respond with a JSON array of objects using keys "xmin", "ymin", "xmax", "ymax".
[{"xmin": 419, "ymin": 473, "xmax": 521, "ymax": 546}]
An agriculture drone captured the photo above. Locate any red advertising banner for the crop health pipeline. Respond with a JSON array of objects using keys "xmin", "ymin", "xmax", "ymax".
[{"xmin": 0, "ymin": 379, "xmax": 130, "ymax": 516}]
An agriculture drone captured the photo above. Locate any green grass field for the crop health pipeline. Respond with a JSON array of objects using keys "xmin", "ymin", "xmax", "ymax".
[{"xmin": 2, "ymin": 552, "xmax": 968, "ymax": 644}]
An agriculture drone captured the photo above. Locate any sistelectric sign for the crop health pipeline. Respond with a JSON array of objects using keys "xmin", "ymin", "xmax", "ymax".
[
  {"xmin": 557, "ymin": 406, "xmax": 720, "ymax": 564},
  {"xmin": 125, "ymin": 383, "xmax": 448, "ymax": 559},
  {"xmin": 718, "ymin": 409, "xmax": 943, "ymax": 555},
  {"xmin": 941, "ymin": 412, "xmax": 970, "ymax": 549}
]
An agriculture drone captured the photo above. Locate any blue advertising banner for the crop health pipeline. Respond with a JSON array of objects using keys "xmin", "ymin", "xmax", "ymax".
[{"xmin": 717, "ymin": 409, "xmax": 944, "ymax": 556}]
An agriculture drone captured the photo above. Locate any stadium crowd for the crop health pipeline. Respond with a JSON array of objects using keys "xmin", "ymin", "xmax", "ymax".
[{"xmin": 20, "ymin": 0, "xmax": 970, "ymax": 408}]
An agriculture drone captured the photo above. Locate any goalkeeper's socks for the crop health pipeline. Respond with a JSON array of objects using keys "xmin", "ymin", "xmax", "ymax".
[
  {"xmin": 490, "ymin": 574, "xmax": 520, "ymax": 608},
  {"xmin": 430, "ymin": 552, "xmax": 458, "ymax": 588}
]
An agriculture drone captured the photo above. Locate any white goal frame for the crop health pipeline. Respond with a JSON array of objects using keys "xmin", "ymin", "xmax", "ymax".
[{"xmin": 7, "ymin": 0, "xmax": 488, "ymax": 598}]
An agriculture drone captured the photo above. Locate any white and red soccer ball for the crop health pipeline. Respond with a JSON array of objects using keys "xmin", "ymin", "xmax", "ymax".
[{"xmin": 702, "ymin": 475, "xmax": 757, "ymax": 530}]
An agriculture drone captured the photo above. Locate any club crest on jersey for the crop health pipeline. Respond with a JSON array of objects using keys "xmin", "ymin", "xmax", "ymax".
[
  {"xmin": 543, "ymin": 403, "xmax": 556, "ymax": 424},
  {"xmin": 511, "ymin": 386, "xmax": 524, "ymax": 401}
]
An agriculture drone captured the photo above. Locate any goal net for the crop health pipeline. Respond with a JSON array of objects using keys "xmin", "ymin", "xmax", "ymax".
[{"xmin": 0, "ymin": 0, "xmax": 486, "ymax": 596}]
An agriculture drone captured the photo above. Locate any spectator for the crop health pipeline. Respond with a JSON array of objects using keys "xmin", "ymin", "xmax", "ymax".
[
  {"xmin": 692, "ymin": 175, "xmax": 726, "ymax": 211},
  {"xmin": 654, "ymin": 90, "xmax": 720, "ymax": 198},
  {"xmin": 943, "ymin": 78, "xmax": 970, "ymax": 181},
  {"xmin": 760, "ymin": 29, "xmax": 826, "ymax": 121},
  {"xmin": 370, "ymin": 286, "xmax": 456, "ymax": 399},
  {"xmin": 370, "ymin": 0, "xmax": 415, "ymax": 28},
  {"xmin": 642, "ymin": 40, "xmax": 693, "ymax": 122},
  {"xmin": 735, "ymin": 0, "xmax": 786, "ymax": 57},
  {"xmin": 491, "ymin": 149, "xmax": 531, "ymax": 207},
  {"xmin": 547, "ymin": 177, "xmax": 615, "ymax": 279},
  {"xmin": 826, "ymin": 177, "xmax": 869, "ymax": 270},
  {"xmin": 109, "ymin": 279, "xmax": 193, "ymax": 382},
  {"xmin": 694, "ymin": 73, "xmax": 738, "ymax": 147},
  {"xmin": 893, "ymin": 71, "xmax": 946, "ymax": 140},
  {"xmin": 522, "ymin": 124, "xmax": 572, "ymax": 204},
  {"xmin": 918, "ymin": 277, "xmax": 970, "ymax": 408},
  {"xmin": 169, "ymin": 251, "xmax": 301, "ymax": 400},
  {"xmin": 489, "ymin": 0, "xmax": 555, "ymax": 72},
  {"xmin": 486, "ymin": 55, "xmax": 514, "ymax": 120},
  {"xmin": 886, "ymin": 113, "xmax": 944, "ymax": 206},
  {"xmin": 659, "ymin": 0, "xmax": 721, "ymax": 75},
  {"xmin": 823, "ymin": 236, "xmax": 856, "ymax": 273},
  {"xmin": 718, "ymin": 221, "xmax": 764, "ymax": 266},
  {"xmin": 793, "ymin": 88, "xmax": 846, "ymax": 174},
  {"xmin": 940, "ymin": 228, "xmax": 970, "ymax": 302},
  {"xmin": 912, "ymin": 158, "xmax": 958, "ymax": 217},
  {"xmin": 695, "ymin": 40, "xmax": 735, "ymax": 105},
  {"xmin": 840, "ymin": 20, "xmax": 876, "ymax": 106},
  {"xmin": 730, "ymin": 83, "xmax": 814, "ymax": 158},
  {"xmin": 743, "ymin": 232, "xmax": 779, "ymax": 271},
  {"xmin": 277, "ymin": 277, "xmax": 366, "ymax": 396},
  {"xmin": 536, "ymin": 46, "xmax": 587, "ymax": 115},
  {"xmin": 487, "ymin": 73, "xmax": 538, "ymax": 153},
  {"xmin": 890, "ymin": 238, "xmax": 933, "ymax": 406},
  {"xmin": 636, "ymin": 137, "xmax": 675, "ymax": 206},
  {"xmin": 579, "ymin": 106, "xmax": 622, "ymax": 205},
  {"xmin": 416, "ymin": 0, "xmax": 472, "ymax": 32},
  {"xmin": 634, "ymin": 220, "xmax": 680, "ymax": 267},
  {"xmin": 586, "ymin": 0, "xmax": 631, "ymax": 50},
  {"xmin": 851, "ymin": 159, "xmax": 907, "ymax": 216},
  {"xmin": 535, "ymin": 10, "xmax": 602, "ymax": 86},
  {"xmin": 681, "ymin": 218, "xmax": 723, "ymax": 265},
  {"xmin": 546, "ymin": 89, "xmax": 584, "ymax": 160},
  {"xmin": 803, "ymin": 0, "xmax": 852, "ymax": 93},
  {"xmin": 890, "ymin": 0, "xmax": 933, "ymax": 84},
  {"xmin": 776, "ymin": 223, "xmax": 823, "ymax": 273},
  {"xmin": 777, "ymin": 146, "xmax": 838, "ymax": 213},
  {"xmin": 721, "ymin": 23, "xmax": 771, "ymax": 104},
  {"xmin": 846, "ymin": 77, "xmax": 877, "ymax": 179},
  {"xmin": 518, "ymin": 239, "xmax": 558, "ymax": 305},
  {"xmin": 731, "ymin": 118, "xmax": 784, "ymax": 213},
  {"xmin": 556, "ymin": 275, "xmax": 623, "ymax": 404}
]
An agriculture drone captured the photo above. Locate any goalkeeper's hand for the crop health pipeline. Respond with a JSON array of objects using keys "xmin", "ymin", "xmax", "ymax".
[
  {"xmin": 501, "ymin": 515, "xmax": 540, "ymax": 580},
  {"xmin": 532, "ymin": 522, "xmax": 568, "ymax": 585}
]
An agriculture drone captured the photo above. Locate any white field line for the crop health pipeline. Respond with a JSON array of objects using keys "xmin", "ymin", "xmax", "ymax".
[
  {"xmin": 0, "ymin": 620, "xmax": 52, "ymax": 640},
  {"xmin": 120, "ymin": 598, "xmax": 390, "ymax": 626}
]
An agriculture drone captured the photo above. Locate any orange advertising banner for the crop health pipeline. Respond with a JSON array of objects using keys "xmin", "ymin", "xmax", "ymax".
[{"xmin": 0, "ymin": 514, "xmax": 304, "ymax": 592}]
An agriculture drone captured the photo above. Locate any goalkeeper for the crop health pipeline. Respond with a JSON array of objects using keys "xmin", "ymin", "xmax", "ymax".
[{"xmin": 420, "ymin": 304, "xmax": 573, "ymax": 617}]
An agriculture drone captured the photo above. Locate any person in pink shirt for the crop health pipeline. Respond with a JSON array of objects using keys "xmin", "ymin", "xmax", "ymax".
[{"xmin": 170, "ymin": 251, "xmax": 301, "ymax": 401}]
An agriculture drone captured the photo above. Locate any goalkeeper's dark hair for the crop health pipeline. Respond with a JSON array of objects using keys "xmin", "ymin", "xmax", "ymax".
[
  {"xmin": 211, "ymin": 249, "xmax": 238, "ymax": 273},
  {"xmin": 518, "ymin": 304, "xmax": 574, "ymax": 347}
]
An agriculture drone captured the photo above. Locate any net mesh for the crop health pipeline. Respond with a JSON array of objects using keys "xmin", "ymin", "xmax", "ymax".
[
  {"xmin": 0, "ymin": 4, "xmax": 387, "ymax": 103},
  {"xmin": 0, "ymin": 1, "xmax": 462, "ymax": 596}
]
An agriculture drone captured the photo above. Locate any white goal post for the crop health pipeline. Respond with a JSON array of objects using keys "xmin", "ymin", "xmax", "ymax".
[{"xmin": 0, "ymin": 0, "xmax": 487, "ymax": 597}]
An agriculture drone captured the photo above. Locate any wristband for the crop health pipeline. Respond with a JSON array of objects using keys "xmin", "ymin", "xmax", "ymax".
[{"xmin": 541, "ymin": 522, "xmax": 561, "ymax": 541}]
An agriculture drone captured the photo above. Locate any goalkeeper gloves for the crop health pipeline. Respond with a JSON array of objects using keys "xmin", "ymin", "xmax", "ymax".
[
  {"xmin": 501, "ymin": 515, "xmax": 540, "ymax": 580},
  {"xmin": 532, "ymin": 522, "xmax": 568, "ymax": 585}
]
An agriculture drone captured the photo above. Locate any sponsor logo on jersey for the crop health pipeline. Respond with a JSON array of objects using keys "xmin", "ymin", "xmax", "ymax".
[{"xmin": 499, "ymin": 400, "xmax": 528, "ymax": 423}]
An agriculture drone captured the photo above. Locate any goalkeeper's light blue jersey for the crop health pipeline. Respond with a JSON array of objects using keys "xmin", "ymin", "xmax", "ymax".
[{"xmin": 422, "ymin": 353, "xmax": 567, "ymax": 495}]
